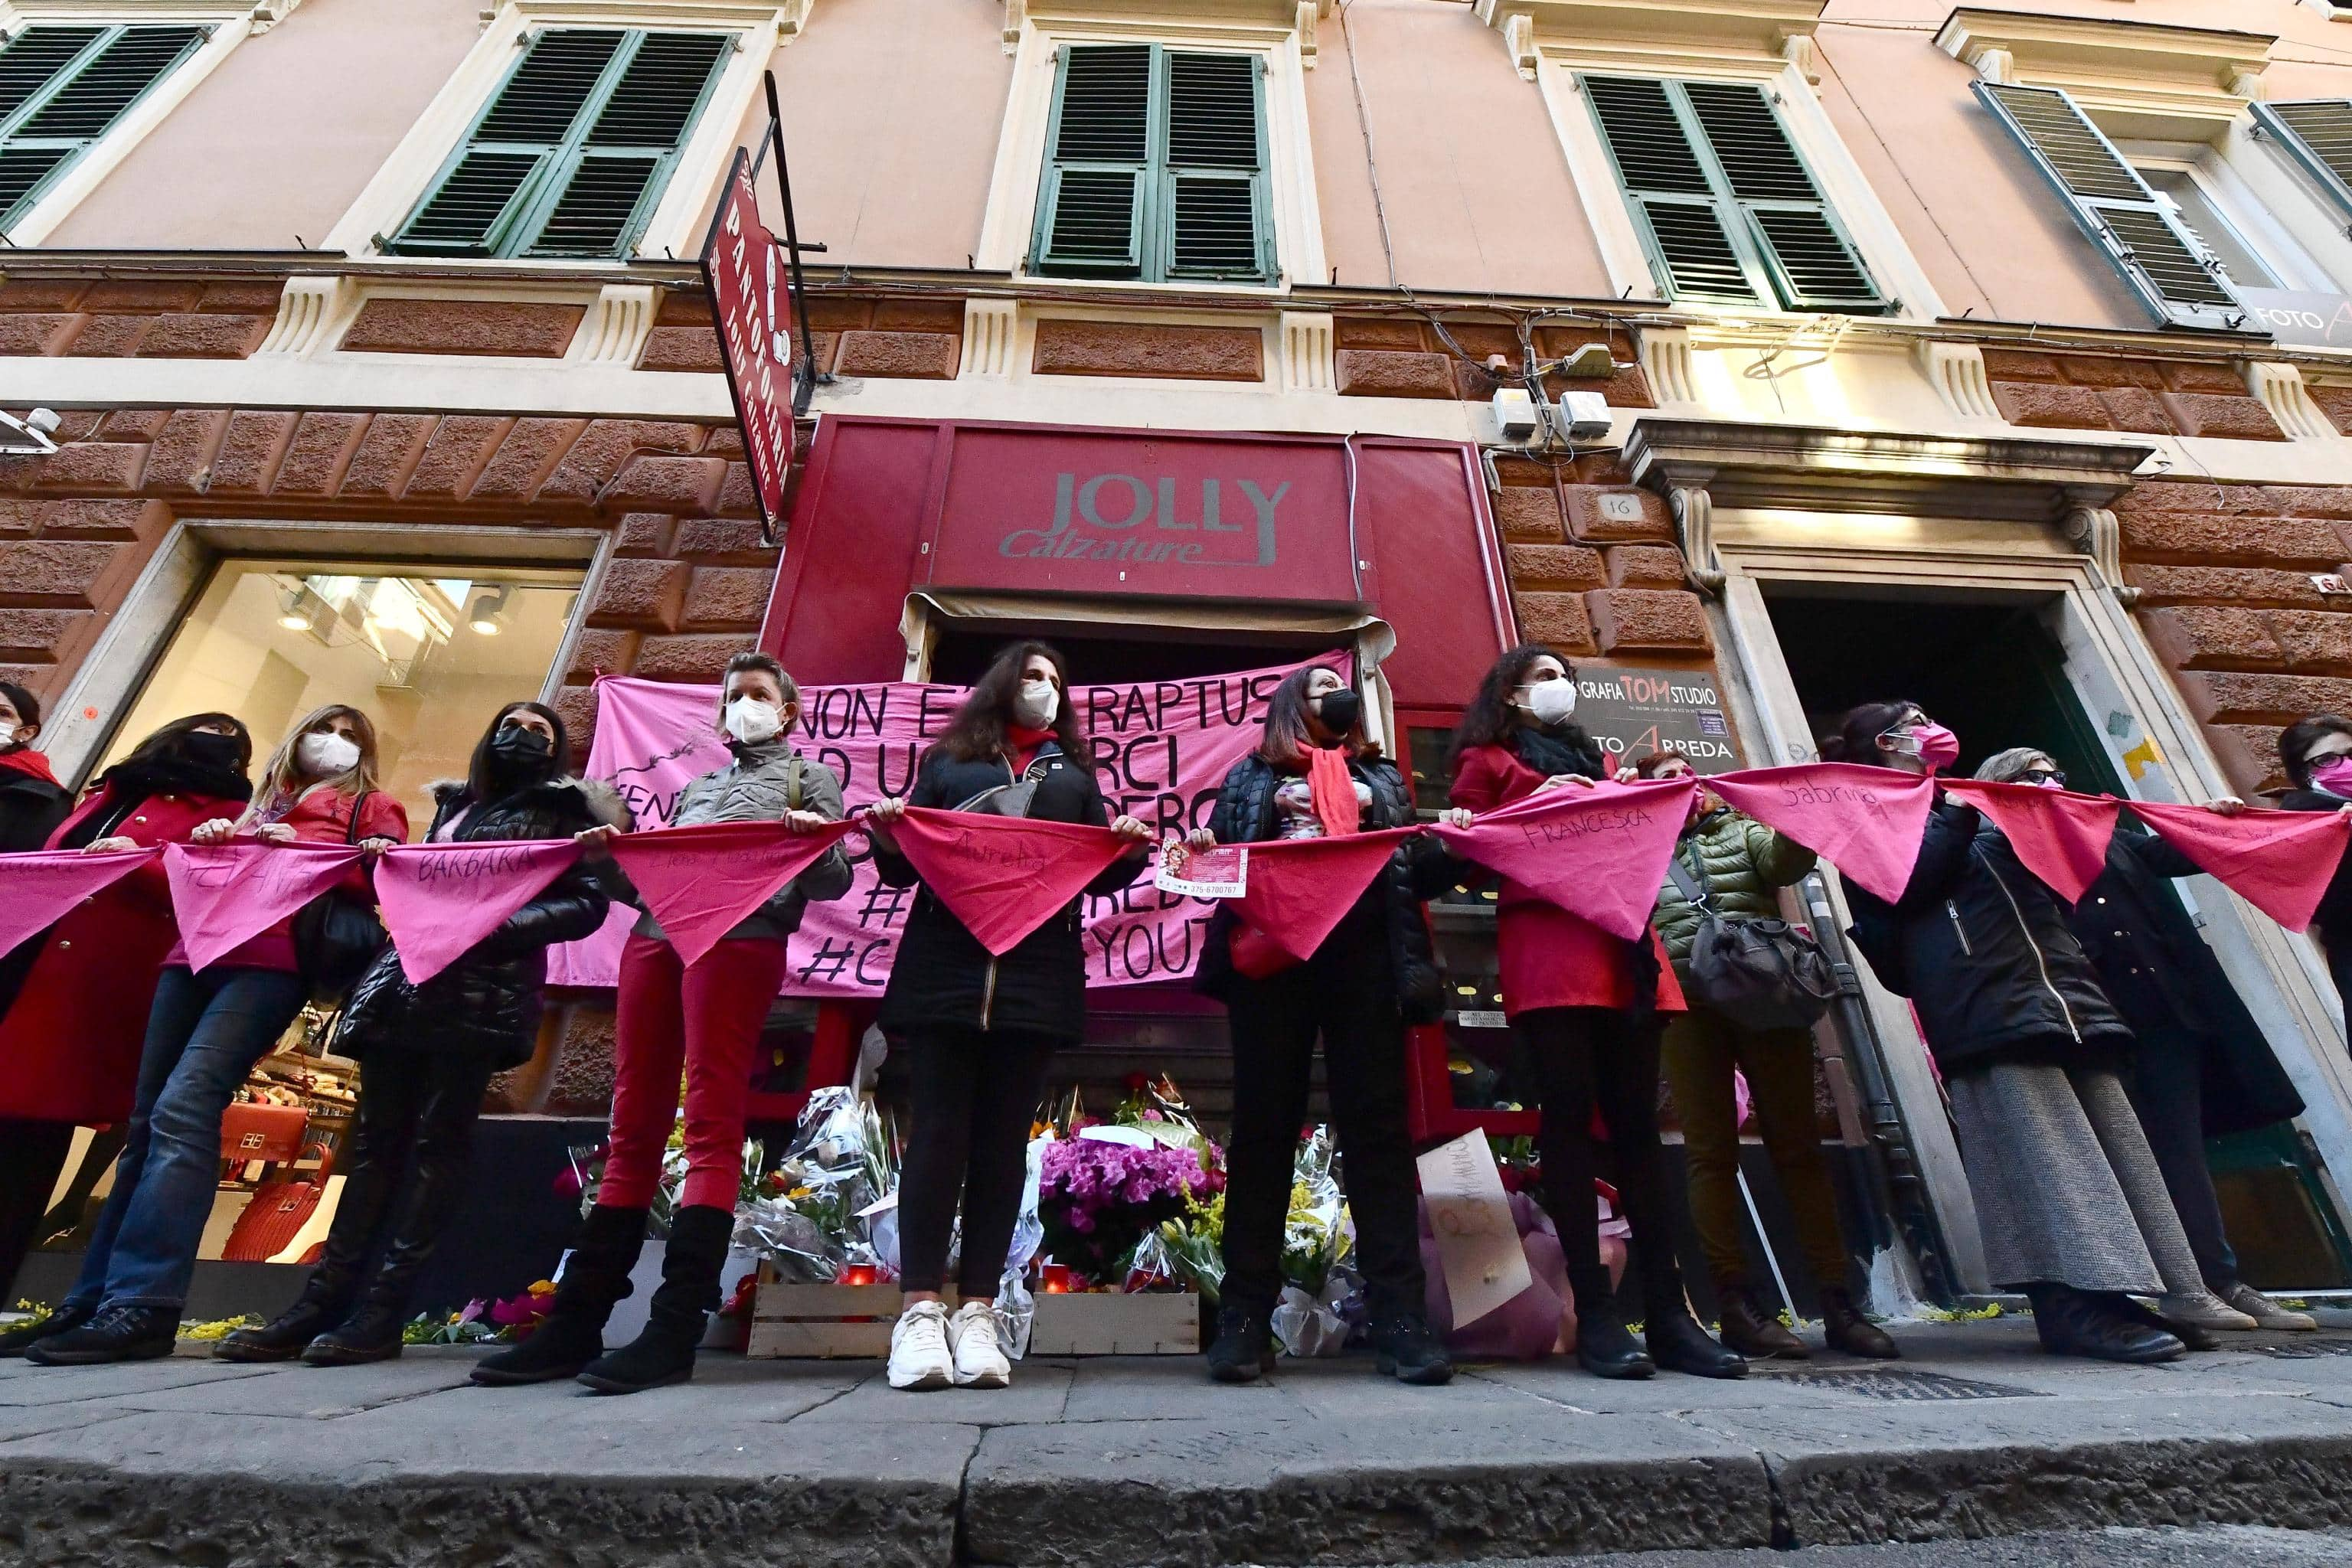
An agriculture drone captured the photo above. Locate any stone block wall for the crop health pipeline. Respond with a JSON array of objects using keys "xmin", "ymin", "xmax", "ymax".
[{"xmin": 1983, "ymin": 350, "xmax": 2296, "ymax": 441}]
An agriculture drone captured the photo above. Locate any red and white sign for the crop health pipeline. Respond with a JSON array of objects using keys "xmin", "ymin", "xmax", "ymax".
[{"xmin": 701, "ymin": 146, "xmax": 797, "ymax": 537}]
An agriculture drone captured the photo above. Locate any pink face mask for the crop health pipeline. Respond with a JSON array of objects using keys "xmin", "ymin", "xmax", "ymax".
[
  {"xmin": 2310, "ymin": 756, "xmax": 2352, "ymax": 797},
  {"xmin": 1883, "ymin": 721, "xmax": 1961, "ymax": 773}
]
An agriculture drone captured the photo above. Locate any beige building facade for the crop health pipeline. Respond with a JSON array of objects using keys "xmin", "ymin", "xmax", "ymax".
[{"xmin": 10, "ymin": 0, "xmax": 2352, "ymax": 1303}]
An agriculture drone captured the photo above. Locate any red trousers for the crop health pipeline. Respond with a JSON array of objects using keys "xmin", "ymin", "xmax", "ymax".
[{"xmin": 600, "ymin": 933, "xmax": 789, "ymax": 1214}]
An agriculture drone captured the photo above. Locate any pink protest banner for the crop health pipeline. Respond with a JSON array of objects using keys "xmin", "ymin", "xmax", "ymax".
[
  {"xmin": 887, "ymin": 809, "xmax": 1131, "ymax": 956},
  {"xmin": 1229, "ymin": 828, "xmax": 1420, "ymax": 963},
  {"xmin": 550, "ymin": 655, "xmax": 1332, "ymax": 995},
  {"xmin": 608, "ymin": 819, "xmax": 860, "ymax": 968},
  {"xmin": 2131, "ymin": 799, "xmax": 2352, "ymax": 933},
  {"xmin": 1705, "ymin": 763, "xmax": 1936, "ymax": 903},
  {"xmin": 0, "ymin": 847, "xmax": 162, "ymax": 958},
  {"xmin": 1433, "ymin": 777, "xmax": 1696, "ymax": 941},
  {"xmin": 375, "ymin": 838, "xmax": 583, "ymax": 985},
  {"xmin": 1939, "ymin": 780, "xmax": 2119, "ymax": 905},
  {"xmin": 165, "ymin": 841, "xmax": 366, "ymax": 972}
]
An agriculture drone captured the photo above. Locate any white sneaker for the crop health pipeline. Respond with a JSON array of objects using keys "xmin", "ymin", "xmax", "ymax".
[
  {"xmin": 2223, "ymin": 1282, "xmax": 2319, "ymax": 1332},
  {"xmin": 2158, "ymin": 1289, "xmax": 2259, "ymax": 1332},
  {"xmin": 887, "ymin": 1301, "xmax": 954, "ymax": 1390},
  {"xmin": 947, "ymin": 1299, "xmax": 1011, "ymax": 1389}
]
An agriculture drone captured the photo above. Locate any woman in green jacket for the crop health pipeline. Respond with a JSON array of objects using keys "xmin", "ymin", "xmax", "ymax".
[{"xmin": 1637, "ymin": 751, "xmax": 1897, "ymax": 1361}]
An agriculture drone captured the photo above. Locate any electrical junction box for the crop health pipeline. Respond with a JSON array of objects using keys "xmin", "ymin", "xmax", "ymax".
[
  {"xmin": 1557, "ymin": 390, "xmax": 1611, "ymax": 441},
  {"xmin": 1490, "ymin": 387, "xmax": 1540, "ymax": 443}
]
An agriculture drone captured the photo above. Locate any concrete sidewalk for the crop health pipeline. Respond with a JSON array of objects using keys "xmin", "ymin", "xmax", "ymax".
[{"xmin": 7, "ymin": 1318, "xmax": 2352, "ymax": 1566}]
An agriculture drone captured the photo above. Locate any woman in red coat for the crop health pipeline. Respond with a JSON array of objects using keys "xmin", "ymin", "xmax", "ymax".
[
  {"xmin": 0, "ymin": 714, "xmax": 253, "ymax": 1323},
  {"xmin": 1449, "ymin": 645, "xmax": 1743, "ymax": 1383}
]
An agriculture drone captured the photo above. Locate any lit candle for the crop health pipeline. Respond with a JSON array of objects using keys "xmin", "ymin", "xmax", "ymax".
[
  {"xmin": 842, "ymin": 1264, "xmax": 877, "ymax": 1287},
  {"xmin": 1040, "ymin": 1263, "xmax": 1073, "ymax": 1294}
]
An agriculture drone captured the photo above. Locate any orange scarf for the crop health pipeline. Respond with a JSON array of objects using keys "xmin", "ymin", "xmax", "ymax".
[{"xmin": 1305, "ymin": 745, "xmax": 1361, "ymax": 838}]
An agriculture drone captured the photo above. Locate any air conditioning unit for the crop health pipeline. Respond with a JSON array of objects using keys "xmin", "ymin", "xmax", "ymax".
[
  {"xmin": 1491, "ymin": 387, "xmax": 1540, "ymax": 443},
  {"xmin": 1557, "ymin": 390, "xmax": 1611, "ymax": 441}
]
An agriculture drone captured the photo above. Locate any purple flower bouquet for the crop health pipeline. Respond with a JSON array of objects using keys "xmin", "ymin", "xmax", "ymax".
[{"xmin": 1037, "ymin": 1135, "xmax": 1223, "ymax": 1288}]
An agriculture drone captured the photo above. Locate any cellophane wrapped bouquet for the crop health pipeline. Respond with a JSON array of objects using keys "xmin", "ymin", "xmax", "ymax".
[
  {"xmin": 732, "ymin": 1087, "xmax": 901, "ymax": 1282},
  {"xmin": 1036, "ymin": 1077, "xmax": 1224, "ymax": 1289}
]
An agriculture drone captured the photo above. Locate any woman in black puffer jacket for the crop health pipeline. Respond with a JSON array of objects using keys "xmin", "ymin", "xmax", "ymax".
[
  {"xmin": 1194, "ymin": 663, "xmax": 1467, "ymax": 1388},
  {"xmin": 1831, "ymin": 701, "xmax": 2215, "ymax": 1366},
  {"xmin": 220, "ymin": 702, "xmax": 623, "ymax": 1367},
  {"xmin": 864, "ymin": 642, "xmax": 1153, "ymax": 1391}
]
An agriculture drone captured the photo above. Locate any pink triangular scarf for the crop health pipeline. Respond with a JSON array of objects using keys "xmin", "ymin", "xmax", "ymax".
[
  {"xmin": 1432, "ymin": 777, "xmax": 1697, "ymax": 941},
  {"xmin": 0, "ymin": 847, "xmax": 163, "ymax": 958},
  {"xmin": 609, "ymin": 818, "xmax": 858, "ymax": 968},
  {"xmin": 1940, "ymin": 780, "xmax": 2120, "ymax": 906},
  {"xmin": 2130, "ymin": 799, "xmax": 2352, "ymax": 933},
  {"xmin": 1704, "ymin": 764, "xmax": 1936, "ymax": 903},
  {"xmin": 165, "ymin": 841, "xmax": 368, "ymax": 972},
  {"xmin": 886, "ymin": 808, "xmax": 1129, "ymax": 957},
  {"xmin": 1229, "ymin": 828, "xmax": 1421, "ymax": 963},
  {"xmin": 374, "ymin": 838, "xmax": 584, "ymax": 985}
]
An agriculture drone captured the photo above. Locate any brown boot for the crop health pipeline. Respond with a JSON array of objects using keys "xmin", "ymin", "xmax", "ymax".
[
  {"xmin": 1819, "ymin": 1286, "xmax": 1899, "ymax": 1360},
  {"xmin": 1717, "ymin": 1286, "xmax": 1808, "ymax": 1360}
]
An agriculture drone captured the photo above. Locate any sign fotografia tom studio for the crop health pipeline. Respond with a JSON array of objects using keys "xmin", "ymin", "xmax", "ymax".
[{"xmin": 1574, "ymin": 665, "xmax": 1740, "ymax": 773}]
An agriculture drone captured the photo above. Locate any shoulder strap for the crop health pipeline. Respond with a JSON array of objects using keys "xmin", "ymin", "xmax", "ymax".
[
  {"xmin": 787, "ymin": 755, "xmax": 804, "ymax": 812},
  {"xmin": 343, "ymin": 789, "xmax": 371, "ymax": 845},
  {"xmin": 1664, "ymin": 848, "xmax": 1708, "ymax": 907}
]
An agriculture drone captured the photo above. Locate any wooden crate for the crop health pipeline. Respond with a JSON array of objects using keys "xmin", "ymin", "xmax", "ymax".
[{"xmin": 746, "ymin": 1266, "xmax": 1199, "ymax": 1358}]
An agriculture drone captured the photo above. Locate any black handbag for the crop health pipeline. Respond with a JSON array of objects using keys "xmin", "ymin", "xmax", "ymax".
[
  {"xmin": 1664, "ymin": 848, "xmax": 1837, "ymax": 1032},
  {"xmin": 292, "ymin": 789, "xmax": 390, "ymax": 1005}
]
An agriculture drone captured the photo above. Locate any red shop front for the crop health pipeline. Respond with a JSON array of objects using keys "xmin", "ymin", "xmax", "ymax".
[{"xmin": 756, "ymin": 414, "xmax": 1521, "ymax": 1135}]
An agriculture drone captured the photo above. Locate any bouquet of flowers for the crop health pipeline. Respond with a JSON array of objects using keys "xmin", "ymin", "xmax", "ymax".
[
  {"xmin": 1037, "ymin": 1135, "xmax": 1223, "ymax": 1287},
  {"xmin": 733, "ymin": 1087, "xmax": 900, "ymax": 1282}
]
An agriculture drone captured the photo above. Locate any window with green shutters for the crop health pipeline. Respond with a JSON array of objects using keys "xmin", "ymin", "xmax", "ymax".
[
  {"xmin": 0, "ymin": 23, "xmax": 208, "ymax": 233},
  {"xmin": 2253, "ymin": 100, "xmax": 2352, "ymax": 226},
  {"xmin": 1973, "ymin": 81, "xmax": 2246, "ymax": 332},
  {"xmin": 1029, "ymin": 43, "xmax": 1274, "ymax": 285},
  {"xmin": 1579, "ymin": 74, "xmax": 1885, "ymax": 313},
  {"xmin": 387, "ymin": 28, "xmax": 730, "ymax": 260}
]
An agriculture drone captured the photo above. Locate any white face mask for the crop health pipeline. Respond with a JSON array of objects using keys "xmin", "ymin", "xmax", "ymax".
[
  {"xmin": 1013, "ymin": 678, "xmax": 1060, "ymax": 728},
  {"xmin": 1521, "ymin": 676, "xmax": 1577, "ymax": 727},
  {"xmin": 723, "ymin": 697, "xmax": 784, "ymax": 746},
  {"xmin": 298, "ymin": 730, "xmax": 361, "ymax": 778}
]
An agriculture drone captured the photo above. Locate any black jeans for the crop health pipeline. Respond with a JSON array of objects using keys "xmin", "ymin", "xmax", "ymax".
[
  {"xmin": 2124, "ymin": 1027, "xmax": 2239, "ymax": 1292},
  {"xmin": 1520, "ymin": 1005, "xmax": 1687, "ymax": 1316},
  {"xmin": 318, "ymin": 1050, "xmax": 498, "ymax": 1308},
  {"xmin": 897, "ymin": 1026, "xmax": 1057, "ymax": 1297},
  {"xmin": 1219, "ymin": 915, "xmax": 1426, "ymax": 1321}
]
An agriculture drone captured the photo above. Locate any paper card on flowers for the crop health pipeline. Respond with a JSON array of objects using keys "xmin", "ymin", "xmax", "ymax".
[
  {"xmin": 1417, "ymin": 1131, "xmax": 1532, "ymax": 1328},
  {"xmin": 1076, "ymin": 1124, "xmax": 1159, "ymax": 1149},
  {"xmin": 1155, "ymin": 842, "xmax": 1247, "ymax": 899}
]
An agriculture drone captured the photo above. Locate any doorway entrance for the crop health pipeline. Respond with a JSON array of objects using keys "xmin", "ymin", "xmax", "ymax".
[{"xmin": 1762, "ymin": 583, "xmax": 2352, "ymax": 1292}]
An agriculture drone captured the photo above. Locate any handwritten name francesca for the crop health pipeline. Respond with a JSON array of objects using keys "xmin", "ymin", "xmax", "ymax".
[{"xmin": 1514, "ymin": 805, "xmax": 1654, "ymax": 844}]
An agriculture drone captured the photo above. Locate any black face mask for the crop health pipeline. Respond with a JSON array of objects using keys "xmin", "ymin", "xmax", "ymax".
[
  {"xmin": 1312, "ymin": 690, "xmax": 1361, "ymax": 737},
  {"xmin": 489, "ymin": 724, "xmax": 555, "ymax": 771},
  {"xmin": 178, "ymin": 732, "xmax": 245, "ymax": 773}
]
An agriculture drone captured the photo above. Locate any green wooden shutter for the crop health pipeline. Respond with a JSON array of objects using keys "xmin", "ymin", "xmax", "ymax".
[
  {"xmin": 2253, "ymin": 100, "xmax": 2352, "ymax": 224},
  {"xmin": 1583, "ymin": 75, "xmax": 1760, "ymax": 305},
  {"xmin": 1975, "ymin": 81, "xmax": 2245, "ymax": 332},
  {"xmin": 1031, "ymin": 43, "xmax": 1272, "ymax": 283},
  {"xmin": 0, "ymin": 24, "xmax": 207, "ymax": 230},
  {"xmin": 1034, "ymin": 43, "xmax": 1153, "ymax": 276},
  {"xmin": 1680, "ymin": 80, "xmax": 1883, "ymax": 311},
  {"xmin": 388, "ymin": 28, "xmax": 728, "ymax": 260},
  {"xmin": 1161, "ymin": 51, "xmax": 1269, "ymax": 281}
]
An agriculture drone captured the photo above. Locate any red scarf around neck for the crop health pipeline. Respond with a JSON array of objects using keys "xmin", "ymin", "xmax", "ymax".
[
  {"xmin": 0, "ymin": 746, "xmax": 58, "ymax": 786},
  {"xmin": 1305, "ymin": 745, "xmax": 1361, "ymax": 837},
  {"xmin": 1005, "ymin": 724, "xmax": 1057, "ymax": 775}
]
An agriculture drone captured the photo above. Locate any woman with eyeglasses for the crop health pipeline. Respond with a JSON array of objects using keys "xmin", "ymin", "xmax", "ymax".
[
  {"xmin": 1828, "ymin": 701, "xmax": 2207, "ymax": 1363},
  {"xmin": 1975, "ymin": 746, "xmax": 2311, "ymax": 1334},
  {"xmin": 23, "ymin": 705, "xmax": 406, "ymax": 1366}
]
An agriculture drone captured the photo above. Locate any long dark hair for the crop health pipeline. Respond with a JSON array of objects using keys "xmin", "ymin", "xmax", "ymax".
[
  {"xmin": 1449, "ymin": 643, "xmax": 1600, "ymax": 776},
  {"xmin": 119, "ymin": 711, "xmax": 251, "ymax": 775},
  {"xmin": 1258, "ymin": 665, "xmax": 1365, "ymax": 769},
  {"xmin": 1818, "ymin": 700, "xmax": 1921, "ymax": 765},
  {"xmin": 2282, "ymin": 714, "xmax": 2352, "ymax": 790},
  {"xmin": 931, "ymin": 641, "xmax": 1089, "ymax": 766},
  {"xmin": 468, "ymin": 701, "xmax": 568, "ymax": 799}
]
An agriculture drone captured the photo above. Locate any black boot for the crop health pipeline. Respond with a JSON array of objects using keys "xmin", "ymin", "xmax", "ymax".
[
  {"xmin": 1819, "ymin": 1286, "xmax": 1900, "ymax": 1360},
  {"xmin": 472, "ymin": 1204, "xmax": 649, "ymax": 1386},
  {"xmin": 1634, "ymin": 1243, "xmax": 1746, "ymax": 1379},
  {"xmin": 302, "ymin": 1284, "xmax": 410, "ymax": 1367},
  {"xmin": 1205, "ymin": 1305, "xmax": 1277, "ymax": 1383},
  {"xmin": 24, "ymin": 1304, "xmax": 178, "ymax": 1365},
  {"xmin": 577, "ymin": 1203, "xmax": 732, "ymax": 1394},
  {"xmin": 0, "ymin": 1301, "xmax": 93, "ymax": 1357},
  {"xmin": 217, "ymin": 1256, "xmax": 366, "ymax": 1364},
  {"xmin": 1717, "ymin": 1285, "xmax": 1808, "ymax": 1361},
  {"xmin": 305, "ymin": 1107, "xmax": 479, "ymax": 1369},
  {"xmin": 1370, "ymin": 1312, "xmax": 1453, "ymax": 1386},
  {"xmin": 2027, "ymin": 1283, "xmax": 2184, "ymax": 1365},
  {"xmin": 2120, "ymin": 1294, "xmax": 2215, "ymax": 1354},
  {"xmin": 1570, "ymin": 1279, "xmax": 1655, "ymax": 1380}
]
